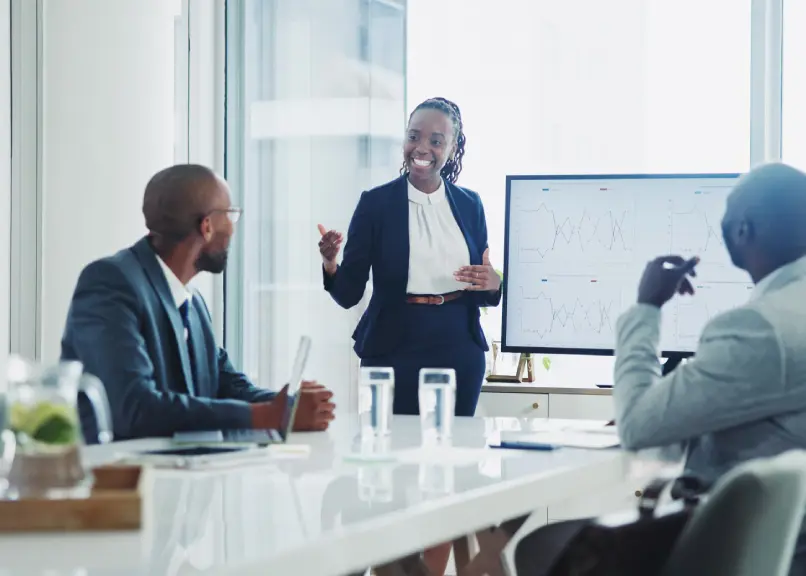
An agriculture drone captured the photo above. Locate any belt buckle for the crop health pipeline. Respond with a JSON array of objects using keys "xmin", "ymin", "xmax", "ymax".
[{"xmin": 434, "ymin": 295, "xmax": 445, "ymax": 305}]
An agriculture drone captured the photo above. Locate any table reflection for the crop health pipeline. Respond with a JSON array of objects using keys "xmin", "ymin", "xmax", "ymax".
[
  {"xmin": 0, "ymin": 416, "xmax": 589, "ymax": 575},
  {"xmin": 321, "ymin": 459, "xmax": 500, "ymax": 531}
]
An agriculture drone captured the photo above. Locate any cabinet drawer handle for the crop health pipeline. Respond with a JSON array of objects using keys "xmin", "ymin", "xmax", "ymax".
[
  {"xmin": 532, "ymin": 402, "xmax": 540, "ymax": 409},
  {"xmin": 634, "ymin": 490, "xmax": 643, "ymax": 497}
]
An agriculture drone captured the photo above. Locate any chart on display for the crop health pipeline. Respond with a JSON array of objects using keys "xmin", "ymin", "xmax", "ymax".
[{"xmin": 502, "ymin": 174, "xmax": 754, "ymax": 354}]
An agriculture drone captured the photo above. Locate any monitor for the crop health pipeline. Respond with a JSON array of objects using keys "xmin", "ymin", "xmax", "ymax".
[{"xmin": 502, "ymin": 174, "xmax": 754, "ymax": 356}]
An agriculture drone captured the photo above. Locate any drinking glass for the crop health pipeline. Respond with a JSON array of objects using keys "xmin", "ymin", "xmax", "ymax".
[
  {"xmin": 358, "ymin": 367, "xmax": 394, "ymax": 437},
  {"xmin": 418, "ymin": 368, "xmax": 456, "ymax": 441}
]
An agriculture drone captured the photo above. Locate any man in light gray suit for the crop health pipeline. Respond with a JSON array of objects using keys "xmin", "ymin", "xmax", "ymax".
[{"xmin": 613, "ymin": 162, "xmax": 806, "ymax": 572}]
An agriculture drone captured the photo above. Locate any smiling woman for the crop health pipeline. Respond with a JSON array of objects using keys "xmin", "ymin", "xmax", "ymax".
[
  {"xmin": 318, "ymin": 97, "xmax": 501, "ymax": 420},
  {"xmin": 402, "ymin": 97, "xmax": 467, "ymax": 190},
  {"xmin": 318, "ymin": 97, "xmax": 501, "ymax": 575}
]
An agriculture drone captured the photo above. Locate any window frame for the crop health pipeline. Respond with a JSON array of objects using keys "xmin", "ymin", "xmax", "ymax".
[
  {"xmin": 221, "ymin": 0, "xmax": 786, "ymax": 370},
  {"xmin": 749, "ymin": 0, "xmax": 784, "ymax": 164},
  {"xmin": 9, "ymin": 0, "xmax": 42, "ymax": 359}
]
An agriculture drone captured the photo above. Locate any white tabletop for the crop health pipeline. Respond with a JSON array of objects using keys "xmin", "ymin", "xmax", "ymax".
[{"xmin": 0, "ymin": 416, "xmax": 629, "ymax": 576}]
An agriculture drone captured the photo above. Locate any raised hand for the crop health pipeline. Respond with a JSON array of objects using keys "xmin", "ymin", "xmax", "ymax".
[
  {"xmin": 317, "ymin": 224, "xmax": 343, "ymax": 276},
  {"xmin": 454, "ymin": 248, "xmax": 501, "ymax": 292},
  {"xmin": 637, "ymin": 255, "xmax": 699, "ymax": 308}
]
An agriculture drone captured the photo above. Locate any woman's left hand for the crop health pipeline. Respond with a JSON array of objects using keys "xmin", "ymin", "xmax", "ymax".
[{"xmin": 454, "ymin": 249, "xmax": 501, "ymax": 292}]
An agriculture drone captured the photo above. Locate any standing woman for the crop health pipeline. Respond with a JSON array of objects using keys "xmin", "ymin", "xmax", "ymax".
[
  {"xmin": 317, "ymin": 96, "xmax": 501, "ymax": 418},
  {"xmin": 319, "ymin": 99, "xmax": 500, "ymax": 573}
]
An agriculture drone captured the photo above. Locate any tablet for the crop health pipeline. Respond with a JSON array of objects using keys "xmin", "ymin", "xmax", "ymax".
[
  {"xmin": 120, "ymin": 444, "xmax": 265, "ymax": 469},
  {"xmin": 141, "ymin": 446, "xmax": 246, "ymax": 457}
]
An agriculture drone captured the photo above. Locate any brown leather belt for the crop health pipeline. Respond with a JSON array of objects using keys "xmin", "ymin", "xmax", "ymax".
[{"xmin": 405, "ymin": 291, "xmax": 464, "ymax": 306}]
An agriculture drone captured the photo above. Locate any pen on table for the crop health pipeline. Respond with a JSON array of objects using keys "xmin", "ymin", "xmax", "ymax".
[{"xmin": 491, "ymin": 441, "xmax": 560, "ymax": 452}]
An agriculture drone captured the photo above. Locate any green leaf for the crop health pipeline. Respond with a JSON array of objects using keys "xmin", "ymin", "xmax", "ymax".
[
  {"xmin": 31, "ymin": 414, "xmax": 77, "ymax": 445},
  {"xmin": 542, "ymin": 356, "xmax": 552, "ymax": 371}
]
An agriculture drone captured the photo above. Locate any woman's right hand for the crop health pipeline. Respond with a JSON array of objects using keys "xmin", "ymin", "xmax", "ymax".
[{"xmin": 317, "ymin": 224, "xmax": 343, "ymax": 276}]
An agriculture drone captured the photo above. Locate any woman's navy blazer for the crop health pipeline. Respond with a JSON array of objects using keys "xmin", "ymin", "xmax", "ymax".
[{"xmin": 323, "ymin": 174, "xmax": 501, "ymax": 358}]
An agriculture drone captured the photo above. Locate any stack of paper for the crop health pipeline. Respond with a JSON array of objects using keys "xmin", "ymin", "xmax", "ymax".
[{"xmin": 500, "ymin": 422, "xmax": 620, "ymax": 449}]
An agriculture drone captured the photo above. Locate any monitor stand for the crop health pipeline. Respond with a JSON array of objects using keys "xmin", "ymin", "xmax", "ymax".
[{"xmin": 662, "ymin": 354, "xmax": 686, "ymax": 376}]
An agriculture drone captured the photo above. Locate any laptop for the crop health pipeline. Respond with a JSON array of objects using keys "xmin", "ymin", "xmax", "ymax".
[{"xmin": 119, "ymin": 336, "xmax": 312, "ymax": 469}]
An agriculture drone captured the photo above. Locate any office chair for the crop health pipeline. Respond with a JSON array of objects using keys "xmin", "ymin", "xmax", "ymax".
[{"xmin": 659, "ymin": 450, "xmax": 806, "ymax": 576}]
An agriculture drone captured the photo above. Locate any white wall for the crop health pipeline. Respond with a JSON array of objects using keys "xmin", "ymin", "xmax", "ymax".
[
  {"xmin": 39, "ymin": 0, "xmax": 178, "ymax": 361},
  {"xmin": 0, "ymin": 0, "xmax": 11, "ymax": 379}
]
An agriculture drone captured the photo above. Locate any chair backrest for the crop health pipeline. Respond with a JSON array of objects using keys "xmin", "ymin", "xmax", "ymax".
[
  {"xmin": 660, "ymin": 450, "xmax": 806, "ymax": 576},
  {"xmin": 502, "ymin": 512, "xmax": 550, "ymax": 576}
]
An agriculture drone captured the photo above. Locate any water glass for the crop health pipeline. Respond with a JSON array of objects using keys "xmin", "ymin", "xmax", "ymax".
[
  {"xmin": 358, "ymin": 367, "xmax": 394, "ymax": 436},
  {"xmin": 418, "ymin": 368, "xmax": 456, "ymax": 440}
]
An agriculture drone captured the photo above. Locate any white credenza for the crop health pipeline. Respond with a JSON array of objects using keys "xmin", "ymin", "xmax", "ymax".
[
  {"xmin": 476, "ymin": 385, "xmax": 640, "ymax": 527},
  {"xmin": 476, "ymin": 385, "xmax": 614, "ymax": 421}
]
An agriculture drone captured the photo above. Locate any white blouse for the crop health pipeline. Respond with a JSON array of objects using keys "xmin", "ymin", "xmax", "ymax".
[{"xmin": 406, "ymin": 178, "xmax": 471, "ymax": 295}]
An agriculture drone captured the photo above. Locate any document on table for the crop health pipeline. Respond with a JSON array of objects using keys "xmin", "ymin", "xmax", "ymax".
[{"xmin": 500, "ymin": 426, "xmax": 620, "ymax": 449}]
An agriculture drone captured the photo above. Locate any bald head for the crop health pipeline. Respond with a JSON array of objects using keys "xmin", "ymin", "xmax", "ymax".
[
  {"xmin": 722, "ymin": 162, "xmax": 806, "ymax": 279},
  {"xmin": 142, "ymin": 164, "xmax": 223, "ymax": 246}
]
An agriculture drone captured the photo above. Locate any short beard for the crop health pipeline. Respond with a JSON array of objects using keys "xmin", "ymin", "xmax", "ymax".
[{"xmin": 195, "ymin": 250, "xmax": 229, "ymax": 274}]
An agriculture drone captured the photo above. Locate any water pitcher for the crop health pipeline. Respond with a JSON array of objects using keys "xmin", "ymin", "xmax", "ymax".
[{"xmin": 1, "ymin": 355, "xmax": 113, "ymax": 499}]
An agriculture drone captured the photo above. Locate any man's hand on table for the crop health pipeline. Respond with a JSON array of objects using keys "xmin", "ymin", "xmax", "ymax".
[
  {"xmin": 250, "ymin": 381, "xmax": 336, "ymax": 432},
  {"xmin": 296, "ymin": 381, "xmax": 336, "ymax": 431}
]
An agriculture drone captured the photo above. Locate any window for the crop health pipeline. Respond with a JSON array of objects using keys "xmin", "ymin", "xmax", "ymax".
[
  {"xmin": 783, "ymin": 0, "xmax": 806, "ymax": 169},
  {"xmin": 225, "ymin": 0, "xmax": 406, "ymax": 405},
  {"xmin": 407, "ymin": 0, "xmax": 752, "ymax": 382},
  {"xmin": 0, "ymin": 0, "xmax": 9, "ymax": 368},
  {"xmin": 173, "ymin": 1, "xmax": 189, "ymax": 164}
]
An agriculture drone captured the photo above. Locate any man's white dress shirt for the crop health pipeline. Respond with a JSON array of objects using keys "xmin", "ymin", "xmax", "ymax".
[{"xmin": 156, "ymin": 256, "xmax": 192, "ymax": 341}]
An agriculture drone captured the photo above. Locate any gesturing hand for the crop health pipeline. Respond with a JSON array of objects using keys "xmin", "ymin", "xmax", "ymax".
[
  {"xmin": 317, "ymin": 224, "xmax": 343, "ymax": 276},
  {"xmin": 637, "ymin": 255, "xmax": 699, "ymax": 308},
  {"xmin": 454, "ymin": 248, "xmax": 501, "ymax": 292}
]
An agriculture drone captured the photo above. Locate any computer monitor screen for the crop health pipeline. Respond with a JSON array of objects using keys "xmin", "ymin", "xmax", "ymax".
[{"xmin": 502, "ymin": 174, "xmax": 754, "ymax": 355}]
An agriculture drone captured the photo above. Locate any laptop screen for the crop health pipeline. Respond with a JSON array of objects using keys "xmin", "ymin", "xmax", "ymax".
[{"xmin": 280, "ymin": 336, "xmax": 312, "ymax": 440}]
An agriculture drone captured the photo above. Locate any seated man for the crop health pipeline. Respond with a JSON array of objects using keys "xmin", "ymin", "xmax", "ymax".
[
  {"xmin": 613, "ymin": 162, "xmax": 806, "ymax": 571},
  {"xmin": 62, "ymin": 164, "xmax": 335, "ymax": 441}
]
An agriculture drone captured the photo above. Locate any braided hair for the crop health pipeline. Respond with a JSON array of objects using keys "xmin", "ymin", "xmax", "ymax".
[{"xmin": 401, "ymin": 97, "xmax": 466, "ymax": 184}]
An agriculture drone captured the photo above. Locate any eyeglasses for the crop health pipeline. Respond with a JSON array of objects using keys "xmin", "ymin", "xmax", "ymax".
[{"xmin": 205, "ymin": 207, "xmax": 243, "ymax": 224}]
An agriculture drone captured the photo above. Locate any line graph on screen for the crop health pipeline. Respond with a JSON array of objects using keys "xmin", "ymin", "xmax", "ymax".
[
  {"xmin": 513, "ymin": 281, "xmax": 621, "ymax": 347},
  {"xmin": 504, "ymin": 175, "xmax": 746, "ymax": 353},
  {"xmin": 516, "ymin": 201, "xmax": 634, "ymax": 265},
  {"xmin": 668, "ymin": 190, "xmax": 731, "ymax": 264}
]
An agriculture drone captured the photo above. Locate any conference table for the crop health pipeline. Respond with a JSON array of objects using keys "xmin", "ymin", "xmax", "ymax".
[{"xmin": 0, "ymin": 416, "xmax": 636, "ymax": 575}]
